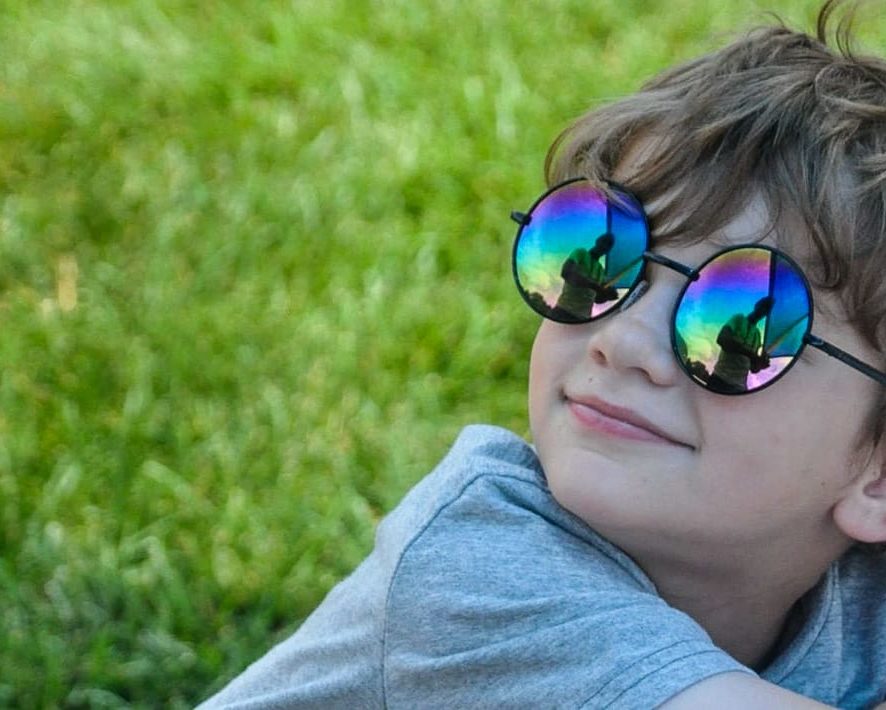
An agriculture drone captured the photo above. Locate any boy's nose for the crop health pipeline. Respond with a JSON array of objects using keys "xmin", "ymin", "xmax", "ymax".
[{"xmin": 585, "ymin": 281, "xmax": 681, "ymax": 387}]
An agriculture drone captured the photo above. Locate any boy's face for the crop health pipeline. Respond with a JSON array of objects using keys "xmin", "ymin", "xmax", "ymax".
[{"xmin": 528, "ymin": 194, "xmax": 882, "ymax": 569}]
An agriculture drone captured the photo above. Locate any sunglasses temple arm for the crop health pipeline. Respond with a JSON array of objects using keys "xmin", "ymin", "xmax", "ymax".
[{"xmin": 805, "ymin": 334, "xmax": 886, "ymax": 386}]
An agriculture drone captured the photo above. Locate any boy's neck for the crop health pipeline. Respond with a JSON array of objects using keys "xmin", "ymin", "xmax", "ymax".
[
  {"xmin": 658, "ymin": 581, "xmax": 804, "ymax": 669},
  {"xmin": 637, "ymin": 543, "xmax": 846, "ymax": 670}
]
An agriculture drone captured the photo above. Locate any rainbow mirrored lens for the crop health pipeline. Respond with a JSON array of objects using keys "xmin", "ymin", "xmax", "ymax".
[
  {"xmin": 513, "ymin": 180, "xmax": 649, "ymax": 322},
  {"xmin": 673, "ymin": 247, "xmax": 812, "ymax": 394}
]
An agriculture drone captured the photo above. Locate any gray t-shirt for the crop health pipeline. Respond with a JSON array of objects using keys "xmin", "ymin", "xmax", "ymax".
[{"xmin": 200, "ymin": 425, "xmax": 886, "ymax": 708}]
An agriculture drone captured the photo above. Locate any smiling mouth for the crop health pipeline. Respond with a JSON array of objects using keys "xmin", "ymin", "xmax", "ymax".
[{"xmin": 564, "ymin": 393, "xmax": 694, "ymax": 450}]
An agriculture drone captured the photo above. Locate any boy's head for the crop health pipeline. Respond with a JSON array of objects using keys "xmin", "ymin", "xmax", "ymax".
[
  {"xmin": 522, "ymin": 0, "xmax": 886, "ymax": 568},
  {"xmin": 544, "ymin": 0, "xmax": 886, "ymax": 445}
]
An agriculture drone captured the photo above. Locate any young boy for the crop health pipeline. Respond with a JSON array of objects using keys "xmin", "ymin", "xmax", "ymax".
[{"xmin": 201, "ymin": 1, "xmax": 886, "ymax": 707}]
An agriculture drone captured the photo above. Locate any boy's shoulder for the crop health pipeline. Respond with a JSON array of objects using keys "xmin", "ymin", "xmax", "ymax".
[
  {"xmin": 200, "ymin": 425, "xmax": 752, "ymax": 709},
  {"xmin": 372, "ymin": 424, "xmax": 542, "ymax": 551},
  {"xmin": 377, "ymin": 423, "xmax": 649, "ymax": 591},
  {"xmin": 374, "ymin": 423, "xmax": 545, "ymax": 560},
  {"xmin": 377, "ymin": 424, "xmax": 546, "ymax": 529},
  {"xmin": 406, "ymin": 423, "xmax": 543, "ymax": 494},
  {"xmin": 380, "ymin": 425, "xmax": 748, "ymax": 708}
]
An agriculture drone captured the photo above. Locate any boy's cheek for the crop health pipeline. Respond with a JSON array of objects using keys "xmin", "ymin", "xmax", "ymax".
[{"xmin": 527, "ymin": 329, "xmax": 568, "ymax": 426}]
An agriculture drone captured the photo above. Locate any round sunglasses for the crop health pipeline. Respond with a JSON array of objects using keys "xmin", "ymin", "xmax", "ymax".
[{"xmin": 511, "ymin": 178, "xmax": 886, "ymax": 394}]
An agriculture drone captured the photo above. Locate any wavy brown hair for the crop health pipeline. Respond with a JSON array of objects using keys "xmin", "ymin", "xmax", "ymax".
[{"xmin": 545, "ymin": 0, "xmax": 886, "ymax": 447}]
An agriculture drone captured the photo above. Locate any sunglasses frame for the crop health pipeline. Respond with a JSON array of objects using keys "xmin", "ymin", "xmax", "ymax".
[
  {"xmin": 512, "ymin": 178, "xmax": 886, "ymax": 393},
  {"xmin": 511, "ymin": 178, "xmax": 652, "ymax": 325},
  {"xmin": 668, "ymin": 244, "xmax": 813, "ymax": 394}
]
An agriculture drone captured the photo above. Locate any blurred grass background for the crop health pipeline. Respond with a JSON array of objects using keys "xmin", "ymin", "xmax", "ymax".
[{"xmin": 1, "ymin": 0, "xmax": 882, "ymax": 706}]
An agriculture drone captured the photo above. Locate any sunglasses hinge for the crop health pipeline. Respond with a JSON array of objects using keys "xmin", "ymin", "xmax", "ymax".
[{"xmin": 510, "ymin": 211, "xmax": 530, "ymax": 226}]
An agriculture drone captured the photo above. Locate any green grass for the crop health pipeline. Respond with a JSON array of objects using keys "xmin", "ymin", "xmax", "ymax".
[{"xmin": 1, "ymin": 0, "xmax": 882, "ymax": 706}]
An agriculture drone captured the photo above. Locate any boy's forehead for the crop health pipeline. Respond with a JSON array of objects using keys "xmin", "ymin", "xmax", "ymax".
[
  {"xmin": 613, "ymin": 135, "xmax": 816, "ymax": 253},
  {"xmin": 614, "ymin": 156, "xmax": 776, "ymax": 247},
  {"xmin": 612, "ymin": 139, "xmax": 855, "ymax": 324},
  {"xmin": 652, "ymin": 191, "xmax": 778, "ymax": 249}
]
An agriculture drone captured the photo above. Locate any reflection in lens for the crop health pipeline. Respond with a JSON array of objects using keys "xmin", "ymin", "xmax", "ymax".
[
  {"xmin": 673, "ymin": 247, "xmax": 811, "ymax": 393},
  {"xmin": 513, "ymin": 181, "xmax": 649, "ymax": 322}
]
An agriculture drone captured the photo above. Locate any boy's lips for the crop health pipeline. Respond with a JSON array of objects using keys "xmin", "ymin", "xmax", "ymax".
[{"xmin": 564, "ymin": 392, "xmax": 693, "ymax": 449}]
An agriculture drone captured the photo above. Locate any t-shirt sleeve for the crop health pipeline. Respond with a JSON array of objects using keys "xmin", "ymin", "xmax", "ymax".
[
  {"xmin": 196, "ymin": 551, "xmax": 389, "ymax": 709},
  {"xmin": 382, "ymin": 472, "xmax": 753, "ymax": 709}
]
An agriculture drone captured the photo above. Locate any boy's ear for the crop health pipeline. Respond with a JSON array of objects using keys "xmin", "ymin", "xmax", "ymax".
[{"xmin": 833, "ymin": 452, "xmax": 886, "ymax": 544}]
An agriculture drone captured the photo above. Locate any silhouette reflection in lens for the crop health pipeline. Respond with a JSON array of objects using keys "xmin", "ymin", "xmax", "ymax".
[
  {"xmin": 551, "ymin": 233, "xmax": 619, "ymax": 320},
  {"xmin": 708, "ymin": 296, "xmax": 774, "ymax": 393},
  {"xmin": 675, "ymin": 329, "xmax": 712, "ymax": 384}
]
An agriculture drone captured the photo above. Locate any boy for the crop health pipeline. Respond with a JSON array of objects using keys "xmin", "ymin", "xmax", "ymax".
[{"xmin": 201, "ymin": 1, "xmax": 886, "ymax": 706}]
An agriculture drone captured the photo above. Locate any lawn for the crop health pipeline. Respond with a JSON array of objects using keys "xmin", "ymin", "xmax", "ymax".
[{"xmin": 0, "ymin": 0, "xmax": 881, "ymax": 706}]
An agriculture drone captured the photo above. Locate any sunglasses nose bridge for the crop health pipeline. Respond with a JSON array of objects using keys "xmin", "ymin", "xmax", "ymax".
[
  {"xmin": 643, "ymin": 251, "xmax": 699, "ymax": 281},
  {"xmin": 625, "ymin": 252, "xmax": 698, "ymax": 324}
]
